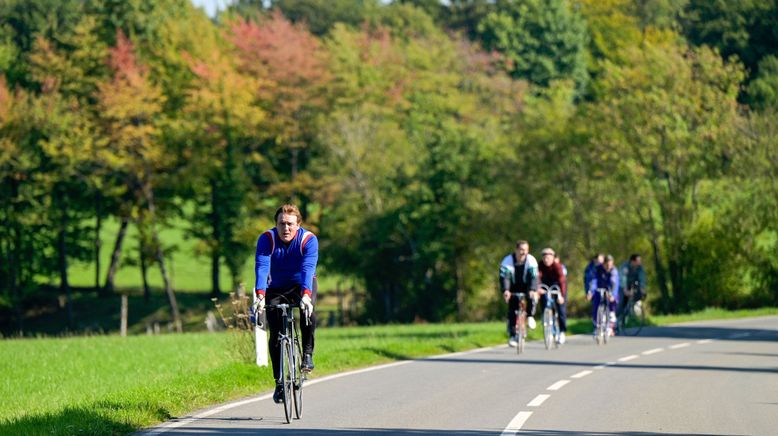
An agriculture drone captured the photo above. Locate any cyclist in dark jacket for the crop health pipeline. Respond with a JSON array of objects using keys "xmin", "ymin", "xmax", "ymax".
[
  {"xmin": 583, "ymin": 253, "xmax": 604, "ymax": 296},
  {"xmin": 587, "ymin": 254, "xmax": 619, "ymax": 336}
]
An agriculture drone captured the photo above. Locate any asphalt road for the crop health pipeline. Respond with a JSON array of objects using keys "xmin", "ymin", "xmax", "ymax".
[{"xmin": 140, "ymin": 316, "xmax": 778, "ymax": 435}]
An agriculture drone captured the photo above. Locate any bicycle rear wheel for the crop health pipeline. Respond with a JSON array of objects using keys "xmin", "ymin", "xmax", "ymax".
[
  {"xmin": 292, "ymin": 337, "xmax": 303, "ymax": 419},
  {"xmin": 543, "ymin": 308, "xmax": 553, "ymax": 350},
  {"xmin": 281, "ymin": 339, "xmax": 294, "ymax": 423}
]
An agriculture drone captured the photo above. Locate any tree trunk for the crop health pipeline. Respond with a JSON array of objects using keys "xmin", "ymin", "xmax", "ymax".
[
  {"xmin": 104, "ymin": 216, "xmax": 129, "ymax": 295},
  {"xmin": 143, "ymin": 177, "xmax": 182, "ymax": 333},
  {"xmin": 95, "ymin": 194, "xmax": 102, "ymax": 293},
  {"xmin": 139, "ymin": 232, "xmax": 151, "ymax": 303},
  {"xmin": 210, "ymin": 180, "xmax": 222, "ymax": 298},
  {"xmin": 153, "ymin": 229, "xmax": 182, "ymax": 333},
  {"xmin": 648, "ymin": 208, "xmax": 671, "ymax": 314},
  {"xmin": 57, "ymin": 203, "xmax": 73, "ymax": 330},
  {"xmin": 455, "ymin": 255, "xmax": 466, "ymax": 321}
]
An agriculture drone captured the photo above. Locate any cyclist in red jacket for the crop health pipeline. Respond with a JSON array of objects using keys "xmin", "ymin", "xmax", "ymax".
[{"xmin": 537, "ymin": 248, "xmax": 568, "ymax": 344}]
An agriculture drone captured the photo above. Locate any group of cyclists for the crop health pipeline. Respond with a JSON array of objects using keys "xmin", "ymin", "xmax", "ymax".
[
  {"xmin": 500, "ymin": 240, "xmax": 647, "ymax": 347},
  {"xmin": 251, "ymin": 203, "xmax": 649, "ymax": 409}
]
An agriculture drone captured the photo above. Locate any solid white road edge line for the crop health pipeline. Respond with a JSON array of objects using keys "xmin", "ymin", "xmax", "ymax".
[
  {"xmin": 547, "ymin": 380, "xmax": 570, "ymax": 391},
  {"xmin": 501, "ymin": 411, "xmax": 533, "ymax": 436},
  {"xmin": 527, "ymin": 394, "xmax": 550, "ymax": 407},
  {"xmin": 138, "ymin": 344, "xmax": 502, "ymax": 435}
]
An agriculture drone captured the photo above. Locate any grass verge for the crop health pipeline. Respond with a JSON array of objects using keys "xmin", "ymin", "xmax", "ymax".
[{"xmin": 2, "ymin": 308, "xmax": 776, "ymax": 435}]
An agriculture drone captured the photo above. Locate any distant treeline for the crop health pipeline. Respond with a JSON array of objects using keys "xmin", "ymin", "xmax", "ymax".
[{"xmin": 1, "ymin": 0, "xmax": 776, "ymax": 332}]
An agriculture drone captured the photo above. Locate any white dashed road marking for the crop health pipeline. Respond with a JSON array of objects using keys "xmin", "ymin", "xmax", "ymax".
[
  {"xmin": 642, "ymin": 348, "xmax": 664, "ymax": 355},
  {"xmin": 501, "ymin": 411, "xmax": 533, "ymax": 435},
  {"xmin": 618, "ymin": 354, "xmax": 639, "ymax": 362},
  {"xmin": 527, "ymin": 394, "xmax": 550, "ymax": 407},
  {"xmin": 697, "ymin": 339, "xmax": 714, "ymax": 344},
  {"xmin": 571, "ymin": 370, "xmax": 592, "ymax": 379},
  {"xmin": 670, "ymin": 342, "xmax": 690, "ymax": 349},
  {"xmin": 547, "ymin": 380, "xmax": 570, "ymax": 391}
]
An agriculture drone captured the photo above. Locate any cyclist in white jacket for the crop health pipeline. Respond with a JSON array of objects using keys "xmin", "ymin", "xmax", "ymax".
[{"xmin": 500, "ymin": 240, "xmax": 539, "ymax": 346}]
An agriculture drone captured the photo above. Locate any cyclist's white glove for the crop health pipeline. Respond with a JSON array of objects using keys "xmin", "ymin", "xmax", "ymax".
[
  {"xmin": 255, "ymin": 294, "xmax": 265, "ymax": 315},
  {"xmin": 301, "ymin": 294, "xmax": 313, "ymax": 318}
]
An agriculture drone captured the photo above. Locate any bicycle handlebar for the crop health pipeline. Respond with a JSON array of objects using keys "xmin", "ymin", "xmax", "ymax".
[{"xmin": 265, "ymin": 302, "xmax": 312, "ymax": 326}]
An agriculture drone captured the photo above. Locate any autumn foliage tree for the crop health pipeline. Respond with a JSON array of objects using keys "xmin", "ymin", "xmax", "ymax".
[{"xmin": 96, "ymin": 30, "xmax": 182, "ymax": 331}]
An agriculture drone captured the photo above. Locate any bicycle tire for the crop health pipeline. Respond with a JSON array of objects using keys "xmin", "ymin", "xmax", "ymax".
[
  {"xmin": 292, "ymin": 336, "xmax": 303, "ymax": 419},
  {"xmin": 553, "ymin": 310, "xmax": 560, "ymax": 348},
  {"xmin": 621, "ymin": 300, "xmax": 645, "ymax": 336},
  {"xmin": 517, "ymin": 310, "xmax": 526, "ymax": 355},
  {"xmin": 596, "ymin": 303, "xmax": 607, "ymax": 345},
  {"xmin": 281, "ymin": 338, "xmax": 294, "ymax": 423},
  {"xmin": 543, "ymin": 308, "xmax": 553, "ymax": 350}
]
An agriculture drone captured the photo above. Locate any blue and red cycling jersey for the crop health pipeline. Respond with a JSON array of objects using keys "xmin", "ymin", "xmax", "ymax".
[{"xmin": 254, "ymin": 226, "xmax": 318, "ymax": 297}]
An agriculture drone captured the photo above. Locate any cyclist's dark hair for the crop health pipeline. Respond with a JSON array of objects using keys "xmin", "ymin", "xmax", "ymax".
[
  {"xmin": 605, "ymin": 254, "xmax": 614, "ymax": 262},
  {"xmin": 629, "ymin": 253, "xmax": 641, "ymax": 262},
  {"xmin": 515, "ymin": 240, "xmax": 529, "ymax": 248},
  {"xmin": 592, "ymin": 253, "xmax": 604, "ymax": 261},
  {"xmin": 274, "ymin": 204, "xmax": 302, "ymax": 225}
]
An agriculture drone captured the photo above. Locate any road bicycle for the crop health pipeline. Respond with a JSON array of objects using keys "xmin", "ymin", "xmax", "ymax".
[
  {"xmin": 511, "ymin": 292, "xmax": 529, "ymax": 354},
  {"xmin": 538, "ymin": 284, "xmax": 562, "ymax": 350},
  {"xmin": 617, "ymin": 280, "xmax": 646, "ymax": 336},
  {"xmin": 265, "ymin": 301, "xmax": 310, "ymax": 423},
  {"xmin": 593, "ymin": 288, "xmax": 613, "ymax": 345}
]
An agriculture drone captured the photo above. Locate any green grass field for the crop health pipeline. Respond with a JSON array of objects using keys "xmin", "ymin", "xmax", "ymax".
[{"xmin": 2, "ymin": 308, "xmax": 776, "ymax": 435}]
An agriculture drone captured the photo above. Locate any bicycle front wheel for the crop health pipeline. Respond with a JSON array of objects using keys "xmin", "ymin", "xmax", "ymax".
[
  {"xmin": 292, "ymin": 337, "xmax": 303, "ymax": 419},
  {"xmin": 517, "ymin": 311, "xmax": 526, "ymax": 355},
  {"xmin": 596, "ymin": 303, "xmax": 607, "ymax": 345},
  {"xmin": 281, "ymin": 339, "xmax": 294, "ymax": 423},
  {"xmin": 621, "ymin": 301, "xmax": 646, "ymax": 336},
  {"xmin": 543, "ymin": 308, "xmax": 553, "ymax": 350}
]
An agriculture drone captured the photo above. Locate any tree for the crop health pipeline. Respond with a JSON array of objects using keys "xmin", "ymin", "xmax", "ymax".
[
  {"xmin": 181, "ymin": 35, "xmax": 266, "ymax": 297},
  {"xmin": 748, "ymin": 55, "xmax": 778, "ymax": 111},
  {"xmin": 229, "ymin": 11, "xmax": 331, "ymax": 212},
  {"xmin": 682, "ymin": 0, "xmax": 778, "ymax": 79},
  {"xmin": 587, "ymin": 41, "xmax": 745, "ymax": 312},
  {"xmin": 476, "ymin": 0, "xmax": 589, "ymax": 94},
  {"xmin": 269, "ymin": 0, "xmax": 381, "ymax": 36},
  {"xmin": 96, "ymin": 30, "xmax": 182, "ymax": 331}
]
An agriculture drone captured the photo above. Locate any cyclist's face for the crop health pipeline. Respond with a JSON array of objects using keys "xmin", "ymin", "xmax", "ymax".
[
  {"xmin": 515, "ymin": 243, "xmax": 529, "ymax": 260},
  {"xmin": 542, "ymin": 254, "xmax": 554, "ymax": 266},
  {"xmin": 604, "ymin": 259, "xmax": 614, "ymax": 270},
  {"xmin": 276, "ymin": 213, "xmax": 300, "ymax": 243}
]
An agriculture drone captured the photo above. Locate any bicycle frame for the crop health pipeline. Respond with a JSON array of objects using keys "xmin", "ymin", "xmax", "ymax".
[
  {"xmin": 265, "ymin": 302, "xmax": 309, "ymax": 423},
  {"xmin": 539, "ymin": 284, "xmax": 561, "ymax": 349},
  {"xmin": 511, "ymin": 292, "xmax": 528, "ymax": 355},
  {"xmin": 594, "ymin": 288, "xmax": 612, "ymax": 345}
]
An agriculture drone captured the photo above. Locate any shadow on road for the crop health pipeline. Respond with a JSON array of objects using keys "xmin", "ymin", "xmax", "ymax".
[
  {"xmin": 155, "ymin": 426, "xmax": 744, "ymax": 435},
  {"xmin": 624, "ymin": 324, "xmax": 778, "ymax": 342}
]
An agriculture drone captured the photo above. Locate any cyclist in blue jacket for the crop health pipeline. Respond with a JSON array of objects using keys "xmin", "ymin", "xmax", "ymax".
[
  {"xmin": 254, "ymin": 204, "xmax": 318, "ymax": 403},
  {"xmin": 587, "ymin": 254, "xmax": 619, "ymax": 336},
  {"xmin": 583, "ymin": 253, "xmax": 604, "ymax": 296}
]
